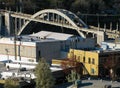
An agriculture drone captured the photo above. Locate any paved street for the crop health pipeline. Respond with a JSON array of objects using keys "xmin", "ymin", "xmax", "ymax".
[
  {"xmin": 80, "ymin": 79, "xmax": 120, "ymax": 88},
  {"xmin": 55, "ymin": 79, "xmax": 120, "ymax": 88}
]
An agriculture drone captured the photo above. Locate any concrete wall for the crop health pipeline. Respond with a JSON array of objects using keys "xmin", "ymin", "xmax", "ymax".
[
  {"xmin": 0, "ymin": 43, "xmax": 36, "ymax": 59},
  {"xmin": 36, "ymin": 41, "xmax": 61, "ymax": 63},
  {"xmin": 5, "ymin": 12, "xmax": 11, "ymax": 36},
  {"xmin": 0, "ymin": 38, "xmax": 36, "ymax": 62},
  {"xmin": 97, "ymin": 32, "xmax": 104, "ymax": 44}
]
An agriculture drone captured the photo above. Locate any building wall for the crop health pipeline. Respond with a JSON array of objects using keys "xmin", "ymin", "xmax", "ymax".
[
  {"xmin": 52, "ymin": 48, "xmax": 120, "ymax": 77},
  {"xmin": 36, "ymin": 41, "xmax": 61, "ymax": 63},
  {"xmin": 61, "ymin": 38, "xmax": 95, "ymax": 52},
  {"xmin": 68, "ymin": 49, "xmax": 99, "ymax": 76},
  {"xmin": 0, "ymin": 40, "xmax": 36, "ymax": 62},
  {"xmin": 101, "ymin": 41, "xmax": 120, "ymax": 50},
  {"xmin": 0, "ymin": 38, "xmax": 61, "ymax": 63},
  {"xmin": 99, "ymin": 51, "xmax": 120, "ymax": 77},
  {"xmin": 76, "ymin": 38, "xmax": 95, "ymax": 49}
]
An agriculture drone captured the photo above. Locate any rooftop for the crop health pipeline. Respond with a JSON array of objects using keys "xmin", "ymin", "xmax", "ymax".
[
  {"xmin": 29, "ymin": 31, "xmax": 74, "ymax": 40},
  {"xmin": 0, "ymin": 31, "xmax": 81, "ymax": 44}
]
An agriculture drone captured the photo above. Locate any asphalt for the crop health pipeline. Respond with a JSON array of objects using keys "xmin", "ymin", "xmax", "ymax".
[
  {"xmin": 80, "ymin": 79, "xmax": 120, "ymax": 88},
  {"xmin": 55, "ymin": 79, "xmax": 120, "ymax": 88}
]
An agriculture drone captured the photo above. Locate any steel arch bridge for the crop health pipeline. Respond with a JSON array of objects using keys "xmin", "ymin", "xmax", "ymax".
[
  {"xmin": 18, "ymin": 9, "xmax": 88, "ymax": 37},
  {"xmin": 2, "ymin": 9, "xmax": 118, "ymax": 44}
]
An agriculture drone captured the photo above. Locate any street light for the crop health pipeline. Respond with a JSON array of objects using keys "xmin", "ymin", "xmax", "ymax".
[{"xmin": 5, "ymin": 49, "xmax": 9, "ymax": 63}]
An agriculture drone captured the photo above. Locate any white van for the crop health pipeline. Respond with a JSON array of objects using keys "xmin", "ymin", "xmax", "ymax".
[
  {"xmin": 0, "ymin": 71, "xmax": 17, "ymax": 80},
  {"xmin": 0, "ymin": 71, "xmax": 36, "ymax": 80}
]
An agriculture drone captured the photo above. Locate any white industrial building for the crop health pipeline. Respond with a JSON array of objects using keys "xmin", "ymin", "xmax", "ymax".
[
  {"xmin": 101, "ymin": 38, "xmax": 120, "ymax": 50},
  {"xmin": 0, "ymin": 31, "xmax": 95, "ymax": 63},
  {"xmin": 30, "ymin": 31, "xmax": 95, "ymax": 50}
]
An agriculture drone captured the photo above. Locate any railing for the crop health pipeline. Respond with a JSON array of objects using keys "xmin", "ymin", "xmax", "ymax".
[{"xmin": 1, "ymin": 9, "xmax": 119, "ymax": 38}]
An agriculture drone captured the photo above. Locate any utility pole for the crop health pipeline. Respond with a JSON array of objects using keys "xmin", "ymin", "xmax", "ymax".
[
  {"xmin": 97, "ymin": 14, "xmax": 100, "ymax": 31},
  {"xmin": 115, "ymin": 23, "xmax": 118, "ymax": 47},
  {"xmin": 14, "ymin": 18, "xmax": 17, "ymax": 60}
]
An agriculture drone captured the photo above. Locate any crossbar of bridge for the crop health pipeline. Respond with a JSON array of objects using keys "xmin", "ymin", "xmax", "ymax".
[{"xmin": 11, "ymin": 12, "xmax": 105, "ymax": 34}]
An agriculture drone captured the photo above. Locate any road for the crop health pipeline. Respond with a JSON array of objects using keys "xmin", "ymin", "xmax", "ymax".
[
  {"xmin": 80, "ymin": 79, "xmax": 120, "ymax": 88},
  {"xmin": 55, "ymin": 79, "xmax": 120, "ymax": 88}
]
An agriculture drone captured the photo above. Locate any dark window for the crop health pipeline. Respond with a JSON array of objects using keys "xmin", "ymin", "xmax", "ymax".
[
  {"xmin": 74, "ymin": 55, "xmax": 76, "ymax": 60},
  {"xmin": 83, "ymin": 56, "xmax": 85, "ymax": 63},
  {"xmin": 88, "ymin": 58, "xmax": 91, "ymax": 64},
  {"xmin": 38, "ymin": 50, "xmax": 41, "ymax": 58},
  {"xmin": 92, "ymin": 58, "xmax": 95, "ymax": 64}
]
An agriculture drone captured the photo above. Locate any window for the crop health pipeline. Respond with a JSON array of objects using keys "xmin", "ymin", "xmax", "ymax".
[
  {"xmin": 91, "ymin": 68, "xmax": 94, "ymax": 74},
  {"xmin": 92, "ymin": 58, "xmax": 95, "ymax": 64},
  {"xmin": 78, "ymin": 56, "xmax": 80, "ymax": 62},
  {"xmin": 83, "ymin": 56, "xmax": 85, "ymax": 63},
  {"xmin": 38, "ymin": 50, "xmax": 41, "ymax": 58},
  {"xmin": 88, "ymin": 58, "xmax": 91, "ymax": 64}
]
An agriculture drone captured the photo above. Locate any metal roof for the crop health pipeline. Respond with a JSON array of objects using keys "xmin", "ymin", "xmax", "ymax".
[{"xmin": 29, "ymin": 31, "xmax": 74, "ymax": 40}]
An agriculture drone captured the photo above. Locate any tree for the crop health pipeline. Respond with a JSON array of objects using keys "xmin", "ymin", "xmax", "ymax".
[
  {"xmin": 70, "ymin": 0, "xmax": 105, "ymax": 13},
  {"xmin": 103, "ymin": 53, "xmax": 120, "ymax": 80},
  {"xmin": 61, "ymin": 57, "xmax": 83, "ymax": 75},
  {"xmin": 48, "ymin": 0, "xmax": 65, "ymax": 9},
  {"xmin": 88, "ymin": 0, "xmax": 105, "ymax": 13},
  {"xmin": 34, "ymin": 58, "xmax": 54, "ymax": 88},
  {"xmin": 66, "ymin": 70, "xmax": 80, "ymax": 87},
  {"xmin": 61, "ymin": 57, "xmax": 81, "ymax": 87},
  {"xmin": 35, "ymin": 0, "xmax": 50, "ymax": 10},
  {"xmin": 71, "ymin": 0, "xmax": 89, "ymax": 13},
  {"xmin": 4, "ymin": 78, "xmax": 19, "ymax": 88}
]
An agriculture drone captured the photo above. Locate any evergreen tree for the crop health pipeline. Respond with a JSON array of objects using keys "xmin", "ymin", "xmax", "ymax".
[{"xmin": 34, "ymin": 58, "xmax": 54, "ymax": 88}]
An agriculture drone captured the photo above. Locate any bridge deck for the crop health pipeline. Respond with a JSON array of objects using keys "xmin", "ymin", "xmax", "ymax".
[{"xmin": 0, "ymin": 9, "xmax": 119, "ymax": 38}]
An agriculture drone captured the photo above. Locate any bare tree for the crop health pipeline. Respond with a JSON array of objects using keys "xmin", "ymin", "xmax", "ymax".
[
  {"xmin": 61, "ymin": 57, "xmax": 82, "ymax": 76},
  {"xmin": 103, "ymin": 53, "xmax": 120, "ymax": 80}
]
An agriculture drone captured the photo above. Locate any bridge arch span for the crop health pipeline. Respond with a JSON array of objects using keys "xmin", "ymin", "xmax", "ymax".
[{"xmin": 18, "ymin": 9, "xmax": 88, "ymax": 36}]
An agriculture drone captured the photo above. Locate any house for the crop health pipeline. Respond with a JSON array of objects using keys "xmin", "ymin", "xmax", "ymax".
[{"xmin": 52, "ymin": 49, "xmax": 120, "ymax": 77}]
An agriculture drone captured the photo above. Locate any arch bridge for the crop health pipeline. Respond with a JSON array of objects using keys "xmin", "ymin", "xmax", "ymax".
[{"xmin": 0, "ymin": 9, "xmax": 119, "ymax": 44}]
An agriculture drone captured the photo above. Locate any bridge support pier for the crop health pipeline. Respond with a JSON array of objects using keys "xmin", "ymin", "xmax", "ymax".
[
  {"xmin": 5, "ymin": 12, "xmax": 11, "ymax": 36},
  {"xmin": 19, "ymin": 19, "xmax": 22, "ymax": 30},
  {"xmin": 97, "ymin": 32, "xmax": 104, "ymax": 45},
  {"xmin": 0, "ymin": 14, "xmax": 2, "ymax": 36}
]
